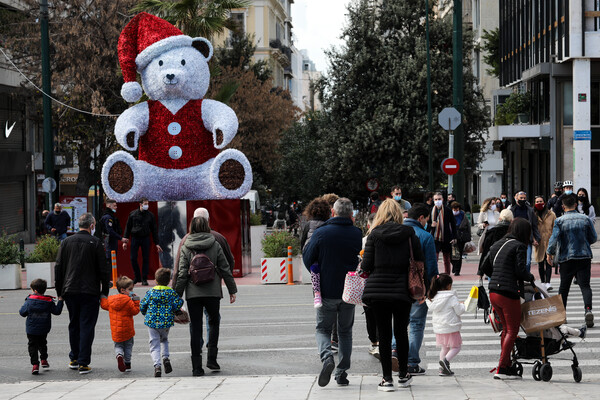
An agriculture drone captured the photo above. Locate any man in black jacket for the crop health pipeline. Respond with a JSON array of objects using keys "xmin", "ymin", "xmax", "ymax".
[
  {"xmin": 123, "ymin": 198, "xmax": 162, "ymax": 285},
  {"xmin": 99, "ymin": 199, "xmax": 123, "ymax": 262},
  {"xmin": 45, "ymin": 203, "xmax": 71, "ymax": 242},
  {"xmin": 430, "ymin": 192, "xmax": 457, "ymax": 274},
  {"xmin": 54, "ymin": 213, "xmax": 109, "ymax": 374}
]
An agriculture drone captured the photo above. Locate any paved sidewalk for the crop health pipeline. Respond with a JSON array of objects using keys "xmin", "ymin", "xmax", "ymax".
[{"xmin": 2, "ymin": 373, "xmax": 597, "ymax": 400}]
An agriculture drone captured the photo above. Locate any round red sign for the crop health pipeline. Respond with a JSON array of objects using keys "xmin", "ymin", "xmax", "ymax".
[{"xmin": 441, "ymin": 158, "xmax": 460, "ymax": 175}]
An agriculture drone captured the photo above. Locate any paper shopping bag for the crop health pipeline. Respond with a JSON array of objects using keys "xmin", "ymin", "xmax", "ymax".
[
  {"xmin": 464, "ymin": 285, "xmax": 479, "ymax": 313},
  {"xmin": 520, "ymin": 294, "xmax": 566, "ymax": 334}
]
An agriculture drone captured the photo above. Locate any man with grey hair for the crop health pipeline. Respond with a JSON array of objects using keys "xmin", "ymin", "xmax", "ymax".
[
  {"xmin": 302, "ymin": 197, "xmax": 362, "ymax": 387},
  {"xmin": 55, "ymin": 213, "xmax": 110, "ymax": 374}
]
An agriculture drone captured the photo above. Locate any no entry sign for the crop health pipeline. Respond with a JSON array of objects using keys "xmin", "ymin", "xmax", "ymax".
[{"xmin": 441, "ymin": 158, "xmax": 459, "ymax": 175}]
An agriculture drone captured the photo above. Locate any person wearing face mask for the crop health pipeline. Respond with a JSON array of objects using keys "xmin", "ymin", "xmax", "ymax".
[
  {"xmin": 123, "ymin": 198, "xmax": 163, "ymax": 286},
  {"xmin": 507, "ymin": 191, "xmax": 540, "ymax": 273},
  {"xmin": 450, "ymin": 202, "xmax": 471, "ymax": 276},
  {"xmin": 499, "ymin": 193, "xmax": 511, "ymax": 208},
  {"xmin": 99, "ymin": 199, "xmax": 124, "ymax": 263},
  {"xmin": 477, "ymin": 198, "xmax": 499, "ymax": 238},
  {"xmin": 552, "ymin": 181, "xmax": 574, "ymax": 218},
  {"xmin": 430, "ymin": 192, "xmax": 457, "ymax": 274},
  {"xmin": 390, "ymin": 185, "xmax": 412, "ymax": 211},
  {"xmin": 532, "ymin": 195, "xmax": 556, "ymax": 291},
  {"xmin": 547, "ymin": 181, "xmax": 563, "ymax": 211},
  {"xmin": 576, "ymin": 187, "xmax": 596, "ymax": 223}
]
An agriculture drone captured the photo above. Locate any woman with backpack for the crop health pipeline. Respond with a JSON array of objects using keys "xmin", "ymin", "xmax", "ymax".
[
  {"xmin": 479, "ymin": 218, "xmax": 535, "ymax": 380},
  {"xmin": 175, "ymin": 217, "xmax": 237, "ymax": 377}
]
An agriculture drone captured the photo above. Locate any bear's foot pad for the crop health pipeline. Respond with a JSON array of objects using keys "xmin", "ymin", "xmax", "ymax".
[
  {"xmin": 108, "ymin": 161, "xmax": 134, "ymax": 194},
  {"xmin": 218, "ymin": 159, "xmax": 245, "ymax": 190}
]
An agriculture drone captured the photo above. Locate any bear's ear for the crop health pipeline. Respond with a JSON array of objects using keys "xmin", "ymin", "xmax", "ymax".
[{"xmin": 192, "ymin": 38, "xmax": 213, "ymax": 61}]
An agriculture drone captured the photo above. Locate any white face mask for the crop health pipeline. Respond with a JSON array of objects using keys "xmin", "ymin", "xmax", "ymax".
[
  {"xmin": 491, "ymin": 204, "xmax": 497, "ymax": 211},
  {"xmin": 142, "ymin": 204, "xmax": 149, "ymax": 211},
  {"xmin": 452, "ymin": 210, "xmax": 460, "ymax": 216},
  {"xmin": 91, "ymin": 225, "xmax": 95, "ymax": 236},
  {"xmin": 434, "ymin": 200, "xmax": 443, "ymax": 208}
]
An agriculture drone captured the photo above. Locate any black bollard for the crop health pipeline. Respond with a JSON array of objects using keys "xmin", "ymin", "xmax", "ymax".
[{"xmin": 19, "ymin": 238, "xmax": 25, "ymax": 269}]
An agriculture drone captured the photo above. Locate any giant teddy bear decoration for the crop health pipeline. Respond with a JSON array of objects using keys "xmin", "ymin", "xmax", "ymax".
[{"xmin": 101, "ymin": 12, "xmax": 252, "ymax": 202}]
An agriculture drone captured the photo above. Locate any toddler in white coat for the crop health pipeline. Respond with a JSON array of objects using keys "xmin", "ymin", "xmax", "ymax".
[{"xmin": 426, "ymin": 274, "xmax": 465, "ymax": 376}]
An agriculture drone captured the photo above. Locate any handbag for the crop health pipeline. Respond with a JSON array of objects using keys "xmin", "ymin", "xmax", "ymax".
[
  {"xmin": 464, "ymin": 285, "xmax": 478, "ymax": 313},
  {"xmin": 451, "ymin": 243, "xmax": 461, "ymax": 260},
  {"xmin": 476, "ymin": 226, "xmax": 485, "ymax": 237},
  {"xmin": 173, "ymin": 306, "xmax": 190, "ymax": 324},
  {"xmin": 408, "ymin": 237, "xmax": 426, "ymax": 300},
  {"xmin": 463, "ymin": 241, "xmax": 476, "ymax": 254},
  {"xmin": 342, "ymin": 268, "xmax": 366, "ymax": 306}
]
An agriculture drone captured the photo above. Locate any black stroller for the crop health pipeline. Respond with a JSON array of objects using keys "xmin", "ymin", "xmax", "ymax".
[{"xmin": 509, "ymin": 283, "xmax": 582, "ymax": 382}]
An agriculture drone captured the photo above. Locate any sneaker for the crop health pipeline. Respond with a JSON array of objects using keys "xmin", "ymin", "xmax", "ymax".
[
  {"xmin": 68, "ymin": 360, "xmax": 79, "ymax": 370},
  {"xmin": 407, "ymin": 365, "xmax": 426, "ymax": 375},
  {"xmin": 391, "ymin": 350, "xmax": 399, "ymax": 372},
  {"xmin": 378, "ymin": 379, "xmax": 395, "ymax": 392},
  {"xmin": 142, "ymin": 280, "xmax": 149, "ymax": 286},
  {"xmin": 546, "ymin": 282, "xmax": 553, "ymax": 291},
  {"xmin": 163, "ymin": 357, "xmax": 172, "ymax": 374},
  {"xmin": 318, "ymin": 356, "xmax": 335, "ymax": 387},
  {"xmin": 439, "ymin": 359, "xmax": 453, "ymax": 375},
  {"xmin": 335, "ymin": 371, "xmax": 349, "ymax": 386},
  {"xmin": 32, "ymin": 364, "xmax": 39, "ymax": 375},
  {"xmin": 154, "ymin": 365, "xmax": 161, "ymax": 377},
  {"xmin": 368, "ymin": 344, "xmax": 380, "ymax": 359},
  {"xmin": 330, "ymin": 341, "xmax": 339, "ymax": 353},
  {"xmin": 579, "ymin": 324, "xmax": 588, "ymax": 339},
  {"xmin": 78, "ymin": 365, "xmax": 92, "ymax": 374},
  {"xmin": 40, "ymin": 359, "xmax": 49, "ymax": 369},
  {"xmin": 125, "ymin": 362, "xmax": 132, "ymax": 372},
  {"xmin": 398, "ymin": 372, "xmax": 412, "ymax": 388},
  {"xmin": 116, "ymin": 354, "xmax": 126, "ymax": 372},
  {"xmin": 493, "ymin": 367, "xmax": 514, "ymax": 380},
  {"xmin": 314, "ymin": 292, "xmax": 322, "ymax": 308},
  {"xmin": 585, "ymin": 309, "xmax": 594, "ymax": 328}
]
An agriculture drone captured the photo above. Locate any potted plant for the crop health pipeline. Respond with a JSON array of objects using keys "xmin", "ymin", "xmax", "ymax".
[
  {"xmin": 249, "ymin": 212, "xmax": 267, "ymax": 268},
  {"xmin": 0, "ymin": 232, "xmax": 22, "ymax": 289},
  {"xmin": 25, "ymin": 235, "xmax": 60, "ymax": 288},
  {"xmin": 495, "ymin": 91, "xmax": 531, "ymax": 125},
  {"xmin": 260, "ymin": 231, "xmax": 300, "ymax": 284}
]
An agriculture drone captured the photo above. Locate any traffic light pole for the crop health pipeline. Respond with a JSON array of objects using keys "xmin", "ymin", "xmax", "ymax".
[
  {"xmin": 40, "ymin": 0, "xmax": 54, "ymax": 209},
  {"xmin": 452, "ymin": 0, "xmax": 464, "ymax": 203}
]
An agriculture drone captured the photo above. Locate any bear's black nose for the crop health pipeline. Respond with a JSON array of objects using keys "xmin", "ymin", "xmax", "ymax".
[{"xmin": 166, "ymin": 74, "xmax": 175, "ymax": 81}]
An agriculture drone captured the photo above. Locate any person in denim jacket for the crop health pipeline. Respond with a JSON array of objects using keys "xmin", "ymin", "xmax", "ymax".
[{"xmin": 546, "ymin": 194, "xmax": 597, "ymax": 328}]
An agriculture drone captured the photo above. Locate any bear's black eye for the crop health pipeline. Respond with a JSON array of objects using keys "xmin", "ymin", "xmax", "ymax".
[
  {"xmin": 158, "ymin": 60, "xmax": 163, "ymax": 66},
  {"xmin": 181, "ymin": 59, "xmax": 186, "ymax": 66}
]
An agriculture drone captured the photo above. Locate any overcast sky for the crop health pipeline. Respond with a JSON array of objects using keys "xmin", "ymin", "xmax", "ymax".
[{"xmin": 291, "ymin": 0, "xmax": 351, "ymax": 73}]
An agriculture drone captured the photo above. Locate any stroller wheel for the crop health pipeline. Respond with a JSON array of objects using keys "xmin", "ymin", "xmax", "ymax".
[
  {"xmin": 572, "ymin": 365, "xmax": 582, "ymax": 383},
  {"xmin": 540, "ymin": 363, "xmax": 553, "ymax": 382},
  {"xmin": 532, "ymin": 361, "xmax": 541, "ymax": 381},
  {"xmin": 512, "ymin": 361, "xmax": 523, "ymax": 377}
]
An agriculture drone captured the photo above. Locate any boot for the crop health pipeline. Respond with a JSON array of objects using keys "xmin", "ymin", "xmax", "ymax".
[
  {"xmin": 207, "ymin": 348, "xmax": 220, "ymax": 370},
  {"xmin": 191, "ymin": 355, "xmax": 204, "ymax": 376}
]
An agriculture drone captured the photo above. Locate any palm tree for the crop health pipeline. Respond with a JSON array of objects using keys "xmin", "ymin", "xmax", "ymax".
[{"xmin": 131, "ymin": 0, "xmax": 251, "ymax": 39}]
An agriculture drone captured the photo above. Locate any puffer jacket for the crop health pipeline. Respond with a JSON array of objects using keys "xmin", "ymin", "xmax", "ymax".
[
  {"xmin": 425, "ymin": 290, "xmax": 465, "ymax": 334},
  {"xmin": 300, "ymin": 219, "xmax": 326, "ymax": 250},
  {"xmin": 100, "ymin": 293, "xmax": 140, "ymax": 342},
  {"xmin": 140, "ymin": 286, "xmax": 183, "ymax": 328},
  {"xmin": 361, "ymin": 222, "xmax": 424, "ymax": 305},
  {"xmin": 175, "ymin": 232, "xmax": 237, "ymax": 300},
  {"xmin": 477, "ymin": 221, "xmax": 510, "ymax": 274},
  {"xmin": 19, "ymin": 294, "xmax": 63, "ymax": 335},
  {"xmin": 481, "ymin": 235, "xmax": 534, "ymax": 299}
]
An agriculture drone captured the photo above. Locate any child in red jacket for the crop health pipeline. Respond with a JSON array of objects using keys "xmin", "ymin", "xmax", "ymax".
[{"xmin": 100, "ymin": 276, "xmax": 140, "ymax": 372}]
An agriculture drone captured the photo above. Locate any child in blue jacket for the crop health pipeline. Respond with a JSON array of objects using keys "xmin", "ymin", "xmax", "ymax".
[
  {"xmin": 19, "ymin": 279, "xmax": 64, "ymax": 374},
  {"xmin": 140, "ymin": 268, "xmax": 183, "ymax": 377}
]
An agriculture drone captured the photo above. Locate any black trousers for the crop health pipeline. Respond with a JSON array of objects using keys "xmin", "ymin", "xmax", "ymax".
[
  {"xmin": 451, "ymin": 241, "xmax": 466, "ymax": 274},
  {"xmin": 64, "ymin": 293, "xmax": 100, "ymax": 366},
  {"xmin": 371, "ymin": 300, "xmax": 411, "ymax": 379},
  {"xmin": 27, "ymin": 333, "xmax": 48, "ymax": 365},
  {"xmin": 130, "ymin": 236, "xmax": 150, "ymax": 281},
  {"xmin": 188, "ymin": 297, "xmax": 221, "ymax": 357},
  {"xmin": 363, "ymin": 306, "xmax": 378, "ymax": 344},
  {"xmin": 558, "ymin": 259, "xmax": 593, "ymax": 311},
  {"xmin": 538, "ymin": 259, "xmax": 552, "ymax": 283}
]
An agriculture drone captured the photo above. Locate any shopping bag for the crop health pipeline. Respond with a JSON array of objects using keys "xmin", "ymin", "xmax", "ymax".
[
  {"xmin": 520, "ymin": 294, "xmax": 566, "ymax": 334},
  {"xmin": 342, "ymin": 270, "xmax": 366, "ymax": 306},
  {"xmin": 477, "ymin": 279, "xmax": 490, "ymax": 311},
  {"xmin": 463, "ymin": 241, "xmax": 476, "ymax": 254},
  {"xmin": 451, "ymin": 244, "xmax": 461, "ymax": 260},
  {"xmin": 464, "ymin": 285, "xmax": 479, "ymax": 313}
]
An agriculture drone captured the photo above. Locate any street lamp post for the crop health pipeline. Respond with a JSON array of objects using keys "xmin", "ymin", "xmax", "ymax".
[
  {"xmin": 426, "ymin": 0, "xmax": 433, "ymax": 191},
  {"xmin": 452, "ymin": 0, "xmax": 464, "ymax": 203},
  {"xmin": 40, "ymin": 0, "xmax": 54, "ymax": 209}
]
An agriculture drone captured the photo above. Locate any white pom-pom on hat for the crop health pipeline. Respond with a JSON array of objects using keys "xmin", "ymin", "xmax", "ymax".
[{"xmin": 121, "ymin": 81, "xmax": 143, "ymax": 103}]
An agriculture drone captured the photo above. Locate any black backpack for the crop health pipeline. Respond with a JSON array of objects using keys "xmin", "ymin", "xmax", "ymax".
[{"xmin": 189, "ymin": 253, "xmax": 216, "ymax": 285}]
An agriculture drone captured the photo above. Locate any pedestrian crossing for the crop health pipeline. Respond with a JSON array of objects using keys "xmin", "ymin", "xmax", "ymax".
[{"xmin": 416, "ymin": 280, "xmax": 600, "ymax": 380}]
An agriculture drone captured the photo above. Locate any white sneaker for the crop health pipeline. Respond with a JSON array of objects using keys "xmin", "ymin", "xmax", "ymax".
[
  {"xmin": 368, "ymin": 344, "xmax": 380, "ymax": 359},
  {"xmin": 546, "ymin": 282, "xmax": 553, "ymax": 291}
]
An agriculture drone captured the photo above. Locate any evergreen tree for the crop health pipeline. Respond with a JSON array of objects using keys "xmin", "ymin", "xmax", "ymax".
[{"xmin": 214, "ymin": 31, "xmax": 271, "ymax": 83}]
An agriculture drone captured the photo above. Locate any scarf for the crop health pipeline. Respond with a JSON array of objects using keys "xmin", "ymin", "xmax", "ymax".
[{"xmin": 432, "ymin": 206, "xmax": 444, "ymax": 242}]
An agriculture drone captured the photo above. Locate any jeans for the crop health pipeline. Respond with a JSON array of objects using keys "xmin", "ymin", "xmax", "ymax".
[
  {"xmin": 371, "ymin": 300, "xmax": 411, "ymax": 379},
  {"xmin": 27, "ymin": 333, "xmax": 48, "ymax": 365},
  {"xmin": 57, "ymin": 233, "xmax": 67, "ymax": 242},
  {"xmin": 407, "ymin": 301, "xmax": 428, "ymax": 367},
  {"xmin": 489, "ymin": 292, "xmax": 521, "ymax": 369},
  {"xmin": 204, "ymin": 307, "xmax": 221, "ymax": 347},
  {"xmin": 558, "ymin": 259, "xmax": 593, "ymax": 311},
  {"xmin": 363, "ymin": 306, "xmax": 378, "ymax": 344},
  {"xmin": 315, "ymin": 298, "xmax": 355, "ymax": 377},
  {"xmin": 114, "ymin": 337, "xmax": 134, "ymax": 363},
  {"xmin": 188, "ymin": 297, "xmax": 221, "ymax": 356},
  {"xmin": 130, "ymin": 236, "xmax": 150, "ymax": 282},
  {"xmin": 63, "ymin": 293, "xmax": 100, "ymax": 366},
  {"xmin": 526, "ymin": 244, "xmax": 532, "ymax": 273},
  {"xmin": 148, "ymin": 327, "xmax": 170, "ymax": 367}
]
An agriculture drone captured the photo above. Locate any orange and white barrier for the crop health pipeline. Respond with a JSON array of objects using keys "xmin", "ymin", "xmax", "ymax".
[{"xmin": 111, "ymin": 250, "xmax": 118, "ymax": 288}]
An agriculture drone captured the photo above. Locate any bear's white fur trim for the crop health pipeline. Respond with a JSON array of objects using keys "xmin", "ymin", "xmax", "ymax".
[
  {"xmin": 121, "ymin": 81, "xmax": 143, "ymax": 103},
  {"xmin": 136, "ymin": 35, "xmax": 192, "ymax": 70}
]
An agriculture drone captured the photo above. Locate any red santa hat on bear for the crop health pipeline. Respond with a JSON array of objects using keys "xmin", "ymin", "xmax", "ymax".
[{"xmin": 118, "ymin": 12, "xmax": 203, "ymax": 103}]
